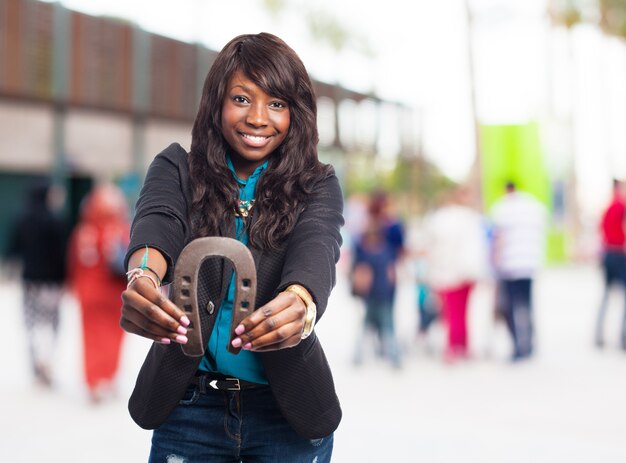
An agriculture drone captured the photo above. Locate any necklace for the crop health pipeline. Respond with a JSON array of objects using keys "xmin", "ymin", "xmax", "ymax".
[{"xmin": 238, "ymin": 199, "xmax": 255, "ymax": 217}]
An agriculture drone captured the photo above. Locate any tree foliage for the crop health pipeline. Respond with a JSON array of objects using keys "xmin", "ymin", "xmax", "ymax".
[
  {"xmin": 343, "ymin": 151, "xmax": 456, "ymax": 216},
  {"xmin": 599, "ymin": 0, "xmax": 626, "ymax": 37},
  {"xmin": 549, "ymin": 0, "xmax": 626, "ymax": 38},
  {"xmin": 259, "ymin": 0, "xmax": 374, "ymax": 57}
]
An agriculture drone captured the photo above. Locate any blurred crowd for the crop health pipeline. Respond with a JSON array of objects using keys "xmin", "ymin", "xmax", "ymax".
[
  {"xmin": 343, "ymin": 179, "xmax": 626, "ymax": 368},
  {"xmin": 6, "ymin": 179, "xmax": 130, "ymax": 403},
  {"xmin": 3, "ymin": 175, "xmax": 625, "ymax": 399}
]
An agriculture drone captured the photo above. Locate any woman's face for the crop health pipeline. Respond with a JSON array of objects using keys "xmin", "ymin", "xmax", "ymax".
[{"xmin": 221, "ymin": 71, "xmax": 290, "ymax": 179}]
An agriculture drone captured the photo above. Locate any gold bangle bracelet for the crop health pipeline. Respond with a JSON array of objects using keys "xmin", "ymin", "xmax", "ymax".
[{"xmin": 285, "ymin": 284, "xmax": 317, "ymax": 340}]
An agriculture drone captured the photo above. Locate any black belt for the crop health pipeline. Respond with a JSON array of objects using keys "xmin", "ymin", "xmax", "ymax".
[{"xmin": 190, "ymin": 372, "xmax": 265, "ymax": 392}]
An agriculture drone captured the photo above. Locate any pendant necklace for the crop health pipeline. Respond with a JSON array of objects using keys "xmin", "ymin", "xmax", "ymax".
[{"xmin": 238, "ymin": 199, "xmax": 255, "ymax": 217}]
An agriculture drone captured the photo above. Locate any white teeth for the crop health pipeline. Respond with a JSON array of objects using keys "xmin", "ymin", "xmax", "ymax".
[{"xmin": 242, "ymin": 134, "xmax": 267, "ymax": 142}]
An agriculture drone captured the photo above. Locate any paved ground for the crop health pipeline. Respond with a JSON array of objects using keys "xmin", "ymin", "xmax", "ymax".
[{"xmin": 1, "ymin": 262, "xmax": 625, "ymax": 462}]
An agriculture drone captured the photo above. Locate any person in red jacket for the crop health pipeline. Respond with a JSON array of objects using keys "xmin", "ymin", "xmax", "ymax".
[
  {"xmin": 595, "ymin": 179, "xmax": 626, "ymax": 349},
  {"xmin": 68, "ymin": 184, "xmax": 130, "ymax": 402}
]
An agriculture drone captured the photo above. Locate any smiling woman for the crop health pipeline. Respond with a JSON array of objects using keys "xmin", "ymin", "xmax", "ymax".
[
  {"xmin": 119, "ymin": 32, "xmax": 344, "ymax": 462},
  {"xmin": 221, "ymin": 71, "xmax": 291, "ymax": 180}
]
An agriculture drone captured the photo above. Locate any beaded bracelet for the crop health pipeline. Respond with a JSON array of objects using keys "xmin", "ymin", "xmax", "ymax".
[
  {"xmin": 143, "ymin": 246, "xmax": 161, "ymax": 286},
  {"xmin": 138, "ymin": 265, "xmax": 162, "ymax": 287},
  {"xmin": 126, "ymin": 246, "xmax": 162, "ymax": 290},
  {"xmin": 126, "ymin": 267, "xmax": 159, "ymax": 290}
]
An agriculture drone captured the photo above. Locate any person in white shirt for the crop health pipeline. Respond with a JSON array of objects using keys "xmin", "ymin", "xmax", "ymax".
[
  {"xmin": 490, "ymin": 181, "xmax": 547, "ymax": 361},
  {"xmin": 424, "ymin": 186, "xmax": 489, "ymax": 362}
]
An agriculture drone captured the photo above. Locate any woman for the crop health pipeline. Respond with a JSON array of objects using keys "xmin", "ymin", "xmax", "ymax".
[
  {"xmin": 8, "ymin": 179, "xmax": 68, "ymax": 387},
  {"xmin": 120, "ymin": 33, "xmax": 344, "ymax": 462},
  {"xmin": 423, "ymin": 187, "xmax": 488, "ymax": 362},
  {"xmin": 69, "ymin": 183, "xmax": 129, "ymax": 402},
  {"xmin": 351, "ymin": 219, "xmax": 402, "ymax": 369}
]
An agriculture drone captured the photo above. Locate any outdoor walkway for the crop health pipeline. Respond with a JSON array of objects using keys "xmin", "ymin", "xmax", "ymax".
[{"xmin": 1, "ymin": 263, "xmax": 625, "ymax": 462}]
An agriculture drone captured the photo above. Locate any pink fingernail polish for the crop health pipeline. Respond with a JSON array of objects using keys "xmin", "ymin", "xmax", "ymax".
[
  {"xmin": 176, "ymin": 335, "xmax": 188, "ymax": 344},
  {"xmin": 177, "ymin": 326, "xmax": 187, "ymax": 335},
  {"xmin": 231, "ymin": 338, "xmax": 242, "ymax": 348},
  {"xmin": 180, "ymin": 316, "xmax": 190, "ymax": 327},
  {"xmin": 160, "ymin": 338, "xmax": 171, "ymax": 344},
  {"xmin": 235, "ymin": 325, "xmax": 245, "ymax": 335},
  {"xmin": 243, "ymin": 343, "xmax": 252, "ymax": 350}
]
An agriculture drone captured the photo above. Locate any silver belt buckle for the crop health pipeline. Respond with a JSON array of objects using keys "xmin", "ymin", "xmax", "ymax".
[{"xmin": 226, "ymin": 378, "xmax": 241, "ymax": 391}]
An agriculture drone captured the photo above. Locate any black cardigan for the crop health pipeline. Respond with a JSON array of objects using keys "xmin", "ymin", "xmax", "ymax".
[{"xmin": 125, "ymin": 143, "xmax": 344, "ymax": 439}]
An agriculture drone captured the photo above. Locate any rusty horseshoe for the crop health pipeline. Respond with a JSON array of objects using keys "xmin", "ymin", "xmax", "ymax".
[{"xmin": 171, "ymin": 237, "xmax": 257, "ymax": 357}]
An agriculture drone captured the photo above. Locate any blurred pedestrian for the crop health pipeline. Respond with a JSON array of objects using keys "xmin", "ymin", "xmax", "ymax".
[
  {"xmin": 351, "ymin": 220, "xmax": 402, "ymax": 369},
  {"xmin": 341, "ymin": 192, "xmax": 370, "ymax": 273},
  {"xmin": 490, "ymin": 181, "xmax": 547, "ymax": 361},
  {"xmin": 344, "ymin": 192, "xmax": 369, "ymax": 244},
  {"xmin": 594, "ymin": 179, "xmax": 626, "ymax": 349},
  {"xmin": 68, "ymin": 183, "xmax": 129, "ymax": 402},
  {"xmin": 368, "ymin": 190, "xmax": 405, "ymax": 262},
  {"xmin": 7, "ymin": 179, "xmax": 68, "ymax": 387},
  {"xmin": 119, "ymin": 33, "xmax": 342, "ymax": 461},
  {"xmin": 424, "ymin": 187, "xmax": 489, "ymax": 362},
  {"xmin": 406, "ymin": 220, "xmax": 440, "ymax": 348},
  {"xmin": 414, "ymin": 252, "xmax": 440, "ymax": 342}
]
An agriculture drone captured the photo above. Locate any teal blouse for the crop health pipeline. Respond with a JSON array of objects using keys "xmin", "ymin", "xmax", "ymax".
[{"xmin": 198, "ymin": 157, "xmax": 268, "ymax": 384}]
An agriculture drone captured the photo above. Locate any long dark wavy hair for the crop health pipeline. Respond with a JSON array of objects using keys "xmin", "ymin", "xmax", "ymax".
[{"xmin": 189, "ymin": 32, "xmax": 333, "ymax": 250}]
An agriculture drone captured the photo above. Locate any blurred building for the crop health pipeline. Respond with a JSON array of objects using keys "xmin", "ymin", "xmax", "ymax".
[{"xmin": 0, "ymin": 0, "xmax": 420, "ymax": 254}]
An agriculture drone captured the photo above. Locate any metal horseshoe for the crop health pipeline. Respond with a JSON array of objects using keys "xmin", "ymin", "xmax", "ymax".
[{"xmin": 171, "ymin": 237, "xmax": 257, "ymax": 357}]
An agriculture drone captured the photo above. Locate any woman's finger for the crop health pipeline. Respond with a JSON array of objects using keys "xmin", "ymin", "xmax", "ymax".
[
  {"xmin": 235, "ymin": 292, "xmax": 304, "ymax": 337},
  {"xmin": 122, "ymin": 280, "xmax": 189, "ymax": 331},
  {"xmin": 121, "ymin": 289, "xmax": 179, "ymax": 333},
  {"xmin": 120, "ymin": 305, "xmax": 189, "ymax": 344},
  {"xmin": 130, "ymin": 278, "xmax": 189, "ymax": 322},
  {"xmin": 247, "ymin": 331, "xmax": 303, "ymax": 352},
  {"xmin": 234, "ymin": 317, "xmax": 304, "ymax": 351},
  {"xmin": 120, "ymin": 317, "xmax": 187, "ymax": 345}
]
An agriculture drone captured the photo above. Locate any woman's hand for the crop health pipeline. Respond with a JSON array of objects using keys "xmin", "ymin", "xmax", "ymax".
[
  {"xmin": 230, "ymin": 290, "xmax": 307, "ymax": 352},
  {"xmin": 120, "ymin": 277, "xmax": 190, "ymax": 345}
]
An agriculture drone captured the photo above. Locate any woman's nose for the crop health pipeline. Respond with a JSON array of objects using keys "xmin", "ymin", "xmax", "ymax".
[{"xmin": 246, "ymin": 103, "xmax": 268, "ymax": 127}]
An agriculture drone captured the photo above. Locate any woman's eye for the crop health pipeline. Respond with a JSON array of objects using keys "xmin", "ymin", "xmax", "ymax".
[
  {"xmin": 270, "ymin": 101, "xmax": 287, "ymax": 108},
  {"xmin": 233, "ymin": 96, "xmax": 248, "ymax": 103}
]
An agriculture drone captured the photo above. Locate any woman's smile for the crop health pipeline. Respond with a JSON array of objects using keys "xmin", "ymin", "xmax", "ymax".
[{"xmin": 239, "ymin": 132, "xmax": 272, "ymax": 147}]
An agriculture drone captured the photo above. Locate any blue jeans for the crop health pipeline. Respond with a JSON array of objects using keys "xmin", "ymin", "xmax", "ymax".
[
  {"xmin": 502, "ymin": 278, "xmax": 534, "ymax": 359},
  {"xmin": 417, "ymin": 284, "xmax": 439, "ymax": 333},
  {"xmin": 353, "ymin": 298, "xmax": 401, "ymax": 367},
  {"xmin": 596, "ymin": 250, "xmax": 626, "ymax": 348},
  {"xmin": 149, "ymin": 384, "xmax": 333, "ymax": 463}
]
